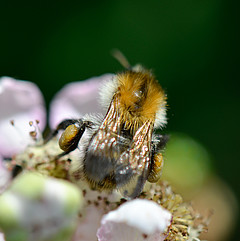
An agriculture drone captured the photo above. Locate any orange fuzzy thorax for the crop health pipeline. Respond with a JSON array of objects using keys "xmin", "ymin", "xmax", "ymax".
[{"xmin": 115, "ymin": 70, "xmax": 166, "ymax": 131}]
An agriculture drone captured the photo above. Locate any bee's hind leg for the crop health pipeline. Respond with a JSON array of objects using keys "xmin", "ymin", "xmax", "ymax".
[
  {"xmin": 44, "ymin": 119, "xmax": 89, "ymax": 158},
  {"xmin": 147, "ymin": 134, "xmax": 169, "ymax": 183},
  {"xmin": 44, "ymin": 119, "xmax": 79, "ymax": 144}
]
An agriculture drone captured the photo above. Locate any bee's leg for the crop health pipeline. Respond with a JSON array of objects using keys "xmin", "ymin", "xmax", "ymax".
[
  {"xmin": 45, "ymin": 119, "xmax": 90, "ymax": 158},
  {"xmin": 148, "ymin": 134, "xmax": 169, "ymax": 183},
  {"xmin": 147, "ymin": 134, "xmax": 169, "ymax": 183},
  {"xmin": 147, "ymin": 153, "xmax": 164, "ymax": 183},
  {"xmin": 44, "ymin": 119, "xmax": 79, "ymax": 144}
]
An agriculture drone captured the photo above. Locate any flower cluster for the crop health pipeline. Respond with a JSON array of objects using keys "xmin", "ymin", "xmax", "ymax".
[{"xmin": 0, "ymin": 76, "xmax": 209, "ymax": 241}]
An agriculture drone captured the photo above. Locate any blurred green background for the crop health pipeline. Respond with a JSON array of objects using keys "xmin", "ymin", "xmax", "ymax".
[{"xmin": 0, "ymin": 0, "xmax": 239, "ymax": 240}]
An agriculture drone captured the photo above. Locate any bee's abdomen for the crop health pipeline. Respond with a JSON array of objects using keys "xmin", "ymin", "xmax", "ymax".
[{"xmin": 84, "ymin": 151, "xmax": 115, "ymax": 183}]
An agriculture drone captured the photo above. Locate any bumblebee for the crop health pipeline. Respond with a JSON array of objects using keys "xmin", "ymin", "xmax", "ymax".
[{"xmin": 47, "ymin": 65, "xmax": 168, "ymax": 199}]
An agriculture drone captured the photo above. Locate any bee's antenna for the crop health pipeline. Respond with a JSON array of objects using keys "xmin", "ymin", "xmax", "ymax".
[{"xmin": 111, "ymin": 49, "xmax": 131, "ymax": 69}]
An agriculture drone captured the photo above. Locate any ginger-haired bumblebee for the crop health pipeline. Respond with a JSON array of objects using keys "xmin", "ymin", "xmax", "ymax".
[{"xmin": 47, "ymin": 58, "xmax": 168, "ymax": 199}]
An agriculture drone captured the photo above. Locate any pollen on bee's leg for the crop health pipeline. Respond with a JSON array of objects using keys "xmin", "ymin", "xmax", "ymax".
[{"xmin": 147, "ymin": 153, "xmax": 164, "ymax": 183}]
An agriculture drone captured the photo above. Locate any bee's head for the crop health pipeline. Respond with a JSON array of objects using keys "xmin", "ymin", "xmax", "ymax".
[{"xmin": 116, "ymin": 70, "xmax": 167, "ymax": 129}]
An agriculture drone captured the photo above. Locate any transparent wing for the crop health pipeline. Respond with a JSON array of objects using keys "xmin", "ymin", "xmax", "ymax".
[
  {"xmin": 84, "ymin": 96, "xmax": 129, "ymax": 188},
  {"xmin": 115, "ymin": 121, "xmax": 153, "ymax": 199}
]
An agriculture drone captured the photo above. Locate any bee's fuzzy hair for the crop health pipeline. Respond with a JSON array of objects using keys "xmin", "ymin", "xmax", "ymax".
[
  {"xmin": 99, "ymin": 75, "xmax": 119, "ymax": 112},
  {"xmin": 99, "ymin": 70, "xmax": 167, "ymax": 129},
  {"xmin": 79, "ymin": 113, "xmax": 103, "ymax": 148},
  {"xmin": 73, "ymin": 114, "xmax": 102, "ymax": 159},
  {"xmin": 154, "ymin": 97, "xmax": 167, "ymax": 129}
]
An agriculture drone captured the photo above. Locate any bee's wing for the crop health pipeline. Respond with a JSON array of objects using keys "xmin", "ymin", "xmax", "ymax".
[
  {"xmin": 84, "ymin": 98, "xmax": 129, "ymax": 187},
  {"xmin": 115, "ymin": 121, "xmax": 153, "ymax": 199}
]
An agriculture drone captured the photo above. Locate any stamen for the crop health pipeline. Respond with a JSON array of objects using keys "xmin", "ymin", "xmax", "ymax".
[
  {"xmin": 28, "ymin": 120, "xmax": 43, "ymax": 144},
  {"xmin": 29, "ymin": 131, "xmax": 37, "ymax": 140},
  {"xmin": 35, "ymin": 119, "xmax": 44, "ymax": 143},
  {"xmin": 29, "ymin": 121, "xmax": 38, "ymax": 141}
]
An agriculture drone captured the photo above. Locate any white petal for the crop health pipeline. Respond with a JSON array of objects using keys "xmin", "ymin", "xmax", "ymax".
[
  {"xmin": 49, "ymin": 74, "xmax": 114, "ymax": 128},
  {"xmin": 0, "ymin": 232, "xmax": 5, "ymax": 241},
  {"xmin": 0, "ymin": 77, "xmax": 46, "ymax": 157},
  {"xmin": 97, "ymin": 199, "xmax": 172, "ymax": 241}
]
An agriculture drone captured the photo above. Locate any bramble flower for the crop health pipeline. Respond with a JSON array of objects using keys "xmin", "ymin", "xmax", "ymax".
[
  {"xmin": 0, "ymin": 77, "xmax": 46, "ymax": 157},
  {"xmin": 0, "ymin": 75, "xmax": 111, "ymax": 158},
  {"xmin": 0, "ymin": 76, "xmax": 209, "ymax": 241}
]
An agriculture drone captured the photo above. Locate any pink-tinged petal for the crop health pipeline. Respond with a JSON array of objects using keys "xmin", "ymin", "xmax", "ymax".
[
  {"xmin": 72, "ymin": 187, "xmax": 122, "ymax": 241},
  {"xmin": 49, "ymin": 74, "xmax": 114, "ymax": 128},
  {"xmin": 73, "ymin": 205, "xmax": 105, "ymax": 241},
  {"xmin": 0, "ymin": 77, "xmax": 46, "ymax": 157},
  {"xmin": 97, "ymin": 199, "xmax": 172, "ymax": 241},
  {"xmin": 0, "ymin": 156, "xmax": 11, "ymax": 194}
]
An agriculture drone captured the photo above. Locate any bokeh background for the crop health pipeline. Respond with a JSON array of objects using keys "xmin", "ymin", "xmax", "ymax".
[{"xmin": 0, "ymin": 0, "xmax": 239, "ymax": 240}]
